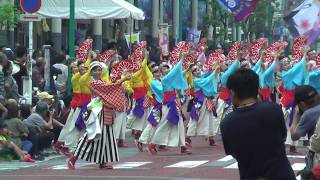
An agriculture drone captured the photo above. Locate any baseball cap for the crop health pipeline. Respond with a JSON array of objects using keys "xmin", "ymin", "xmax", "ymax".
[{"xmin": 295, "ymin": 85, "xmax": 318, "ymax": 104}]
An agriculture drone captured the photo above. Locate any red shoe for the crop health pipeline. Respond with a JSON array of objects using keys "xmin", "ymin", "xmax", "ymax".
[
  {"xmin": 53, "ymin": 141, "xmax": 62, "ymax": 154},
  {"xmin": 148, "ymin": 144, "xmax": 157, "ymax": 155},
  {"xmin": 23, "ymin": 154, "xmax": 35, "ymax": 163},
  {"xmin": 118, "ymin": 140, "xmax": 129, "ymax": 148},
  {"xmin": 136, "ymin": 141, "xmax": 144, "ymax": 152},
  {"xmin": 67, "ymin": 156, "xmax": 76, "ymax": 170},
  {"xmin": 185, "ymin": 137, "xmax": 192, "ymax": 146},
  {"xmin": 303, "ymin": 140, "xmax": 310, "ymax": 147},
  {"xmin": 60, "ymin": 147, "xmax": 72, "ymax": 157},
  {"xmin": 99, "ymin": 163, "xmax": 113, "ymax": 169},
  {"xmin": 134, "ymin": 131, "xmax": 141, "ymax": 140},
  {"xmin": 181, "ymin": 146, "xmax": 192, "ymax": 155},
  {"xmin": 209, "ymin": 138, "xmax": 216, "ymax": 146},
  {"xmin": 289, "ymin": 145, "xmax": 298, "ymax": 153}
]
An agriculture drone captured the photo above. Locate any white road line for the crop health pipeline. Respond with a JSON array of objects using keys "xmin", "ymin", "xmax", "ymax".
[
  {"xmin": 291, "ymin": 163, "xmax": 306, "ymax": 171},
  {"xmin": 113, "ymin": 162, "xmax": 152, "ymax": 169},
  {"xmin": 217, "ymin": 155, "xmax": 234, "ymax": 162},
  {"xmin": 224, "ymin": 162, "xmax": 238, "ymax": 169},
  {"xmin": 296, "ymin": 175, "xmax": 301, "ymax": 180},
  {"xmin": 286, "ymin": 155, "xmax": 305, "ymax": 159},
  {"xmin": 51, "ymin": 162, "xmax": 93, "ymax": 170},
  {"xmin": 165, "ymin": 161, "xmax": 209, "ymax": 168},
  {"xmin": 0, "ymin": 162, "xmax": 36, "ymax": 170}
]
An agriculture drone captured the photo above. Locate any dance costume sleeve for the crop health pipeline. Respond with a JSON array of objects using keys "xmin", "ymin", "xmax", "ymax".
[
  {"xmin": 305, "ymin": 70, "xmax": 320, "ymax": 93},
  {"xmin": 150, "ymin": 80, "xmax": 163, "ymax": 103},
  {"xmin": 251, "ymin": 59, "xmax": 262, "ymax": 74},
  {"xmin": 193, "ymin": 71, "xmax": 218, "ymax": 97},
  {"xmin": 79, "ymin": 70, "xmax": 91, "ymax": 94},
  {"xmin": 260, "ymin": 62, "xmax": 276, "ymax": 88},
  {"xmin": 162, "ymin": 60, "xmax": 188, "ymax": 92},
  {"xmin": 71, "ymin": 72, "xmax": 81, "ymax": 93},
  {"xmin": 281, "ymin": 58, "xmax": 307, "ymax": 90},
  {"xmin": 221, "ymin": 60, "xmax": 240, "ymax": 87}
]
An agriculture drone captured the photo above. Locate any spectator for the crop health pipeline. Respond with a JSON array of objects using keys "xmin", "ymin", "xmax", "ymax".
[
  {"xmin": 0, "ymin": 123, "xmax": 34, "ymax": 162},
  {"xmin": 3, "ymin": 99, "xmax": 32, "ymax": 154},
  {"xmin": 32, "ymin": 57, "xmax": 45, "ymax": 90},
  {"xmin": 3, "ymin": 59, "xmax": 21, "ymax": 102},
  {"xmin": 23, "ymin": 101, "xmax": 54, "ymax": 160},
  {"xmin": 290, "ymin": 85, "xmax": 320, "ymax": 141},
  {"xmin": 0, "ymin": 53, "xmax": 7, "ymax": 102},
  {"xmin": 220, "ymin": 68, "xmax": 295, "ymax": 179},
  {"xmin": 52, "ymin": 54, "xmax": 68, "ymax": 95},
  {"xmin": 13, "ymin": 46, "xmax": 28, "ymax": 95}
]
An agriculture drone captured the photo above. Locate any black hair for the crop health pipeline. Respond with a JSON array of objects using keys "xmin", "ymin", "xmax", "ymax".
[
  {"xmin": 107, "ymin": 42, "xmax": 117, "ymax": 50},
  {"xmin": 15, "ymin": 46, "xmax": 27, "ymax": 58},
  {"xmin": 5, "ymin": 100, "xmax": 19, "ymax": 119},
  {"xmin": 20, "ymin": 104, "xmax": 32, "ymax": 120},
  {"xmin": 77, "ymin": 61, "xmax": 84, "ymax": 66},
  {"xmin": 227, "ymin": 68, "xmax": 259, "ymax": 100},
  {"xmin": 55, "ymin": 54, "xmax": 66, "ymax": 64},
  {"xmin": 35, "ymin": 101, "xmax": 49, "ymax": 114}
]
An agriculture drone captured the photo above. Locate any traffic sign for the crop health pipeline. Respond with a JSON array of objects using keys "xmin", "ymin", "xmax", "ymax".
[
  {"xmin": 20, "ymin": 0, "xmax": 42, "ymax": 14},
  {"xmin": 20, "ymin": 14, "xmax": 41, "ymax": 22}
]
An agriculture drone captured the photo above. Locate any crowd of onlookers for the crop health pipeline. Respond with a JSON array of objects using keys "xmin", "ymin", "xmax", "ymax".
[{"xmin": 0, "ymin": 43, "xmax": 69, "ymax": 162}]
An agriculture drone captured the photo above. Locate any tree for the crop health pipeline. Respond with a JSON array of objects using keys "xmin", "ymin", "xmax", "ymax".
[{"xmin": 0, "ymin": 2, "xmax": 19, "ymax": 30}]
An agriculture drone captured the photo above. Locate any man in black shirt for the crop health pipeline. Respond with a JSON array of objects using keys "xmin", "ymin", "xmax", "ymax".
[
  {"xmin": 220, "ymin": 68, "xmax": 295, "ymax": 180},
  {"xmin": 13, "ymin": 46, "xmax": 28, "ymax": 95}
]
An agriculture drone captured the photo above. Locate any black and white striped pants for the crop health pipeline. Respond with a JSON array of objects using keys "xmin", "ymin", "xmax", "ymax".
[{"xmin": 74, "ymin": 111, "xmax": 119, "ymax": 164}]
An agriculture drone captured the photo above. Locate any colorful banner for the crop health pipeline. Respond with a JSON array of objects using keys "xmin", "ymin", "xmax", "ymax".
[
  {"xmin": 159, "ymin": 26, "xmax": 170, "ymax": 56},
  {"xmin": 186, "ymin": 29, "xmax": 201, "ymax": 47},
  {"xmin": 216, "ymin": 0, "xmax": 258, "ymax": 22},
  {"xmin": 124, "ymin": 32, "xmax": 140, "ymax": 48},
  {"xmin": 284, "ymin": 0, "xmax": 320, "ymax": 44}
]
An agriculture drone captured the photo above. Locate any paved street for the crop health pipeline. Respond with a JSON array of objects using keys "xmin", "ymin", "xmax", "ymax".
[{"xmin": 0, "ymin": 134, "xmax": 308, "ymax": 180}]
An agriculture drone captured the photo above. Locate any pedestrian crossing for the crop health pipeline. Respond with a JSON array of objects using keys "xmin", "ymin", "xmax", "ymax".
[{"xmin": 0, "ymin": 155, "xmax": 306, "ymax": 172}]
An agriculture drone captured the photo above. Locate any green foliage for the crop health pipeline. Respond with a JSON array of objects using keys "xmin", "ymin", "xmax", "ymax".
[{"xmin": 0, "ymin": 2, "xmax": 19, "ymax": 29}]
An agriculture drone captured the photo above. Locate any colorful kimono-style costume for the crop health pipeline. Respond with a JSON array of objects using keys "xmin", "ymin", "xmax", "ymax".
[
  {"xmin": 216, "ymin": 60, "xmax": 240, "ymax": 133},
  {"xmin": 187, "ymin": 72, "xmax": 218, "ymax": 138},
  {"xmin": 151, "ymin": 61, "xmax": 188, "ymax": 147},
  {"xmin": 139, "ymin": 79, "xmax": 163, "ymax": 145},
  {"xmin": 126, "ymin": 59, "xmax": 153, "ymax": 134},
  {"xmin": 57, "ymin": 72, "xmax": 83, "ymax": 151},
  {"xmin": 305, "ymin": 69, "xmax": 320, "ymax": 93},
  {"xmin": 74, "ymin": 80, "xmax": 127, "ymax": 164},
  {"xmin": 258, "ymin": 61, "xmax": 277, "ymax": 102},
  {"xmin": 279, "ymin": 58, "xmax": 307, "ymax": 146}
]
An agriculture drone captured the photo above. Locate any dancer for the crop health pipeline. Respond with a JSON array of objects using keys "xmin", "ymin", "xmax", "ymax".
[
  {"xmin": 67, "ymin": 61, "xmax": 130, "ymax": 170},
  {"xmin": 149, "ymin": 55, "xmax": 191, "ymax": 155},
  {"xmin": 138, "ymin": 65, "xmax": 163, "ymax": 152},
  {"xmin": 186, "ymin": 64, "xmax": 219, "ymax": 146}
]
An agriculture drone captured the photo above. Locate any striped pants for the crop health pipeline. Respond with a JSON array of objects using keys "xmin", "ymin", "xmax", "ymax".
[{"xmin": 74, "ymin": 111, "xmax": 119, "ymax": 164}]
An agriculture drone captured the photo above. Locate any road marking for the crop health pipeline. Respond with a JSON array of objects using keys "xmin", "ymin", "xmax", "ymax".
[
  {"xmin": 0, "ymin": 162, "xmax": 36, "ymax": 170},
  {"xmin": 165, "ymin": 161, "xmax": 209, "ymax": 168},
  {"xmin": 224, "ymin": 162, "xmax": 238, "ymax": 169},
  {"xmin": 291, "ymin": 163, "xmax": 305, "ymax": 171},
  {"xmin": 217, "ymin": 155, "xmax": 233, "ymax": 162},
  {"xmin": 296, "ymin": 175, "xmax": 301, "ymax": 180},
  {"xmin": 113, "ymin": 162, "xmax": 152, "ymax": 169},
  {"xmin": 51, "ymin": 162, "xmax": 93, "ymax": 170},
  {"xmin": 286, "ymin": 155, "xmax": 305, "ymax": 159}
]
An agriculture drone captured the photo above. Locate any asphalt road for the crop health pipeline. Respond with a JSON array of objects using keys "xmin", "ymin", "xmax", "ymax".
[{"xmin": 0, "ymin": 135, "xmax": 307, "ymax": 180}]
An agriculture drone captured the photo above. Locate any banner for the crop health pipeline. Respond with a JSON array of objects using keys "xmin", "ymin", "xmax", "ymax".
[
  {"xmin": 284, "ymin": 0, "xmax": 320, "ymax": 44},
  {"xmin": 186, "ymin": 29, "xmax": 201, "ymax": 48},
  {"xmin": 159, "ymin": 26, "xmax": 170, "ymax": 56},
  {"xmin": 216, "ymin": 0, "xmax": 258, "ymax": 22},
  {"xmin": 125, "ymin": 32, "xmax": 140, "ymax": 48}
]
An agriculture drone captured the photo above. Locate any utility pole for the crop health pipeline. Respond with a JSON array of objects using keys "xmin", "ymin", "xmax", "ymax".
[{"xmin": 67, "ymin": 0, "xmax": 75, "ymax": 96}]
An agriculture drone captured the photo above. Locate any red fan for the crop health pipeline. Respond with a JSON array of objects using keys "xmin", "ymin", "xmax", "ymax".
[
  {"xmin": 204, "ymin": 51, "xmax": 225, "ymax": 72},
  {"xmin": 214, "ymin": 49, "xmax": 224, "ymax": 54},
  {"xmin": 239, "ymin": 43, "xmax": 251, "ymax": 57},
  {"xmin": 265, "ymin": 41, "xmax": 288, "ymax": 65},
  {"xmin": 228, "ymin": 41, "xmax": 241, "ymax": 62},
  {"xmin": 110, "ymin": 60, "xmax": 134, "ymax": 82},
  {"xmin": 292, "ymin": 36, "xmax": 308, "ymax": 61},
  {"xmin": 170, "ymin": 41, "xmax": 187, "ymax": 66},
  {"xmin": 77, "ymin": 39, "xmax": 93, "ymax": 62},
  {"xmin": 316, "ymin": 53, "xmax": 320, "ymax": 69},
  {"xmin": 250, "ymin": 38, "xmax": 267, "ymax": 61},
  {"xmin": 183, "ymin": 53, "xmax": 196, "ymax": 69},
  {"xmin": 97, "ymin": 50, "xmax": 115, "ymax": 64}
]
